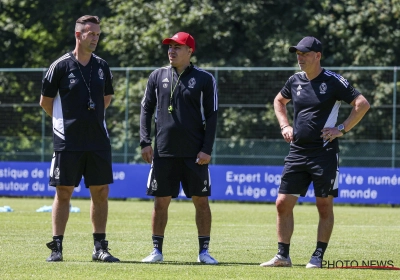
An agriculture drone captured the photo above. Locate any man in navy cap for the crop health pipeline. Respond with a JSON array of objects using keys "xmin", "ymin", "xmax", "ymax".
[{"xmin": 260, "ymin": 36, "xmax": 370, "ymax": 268}]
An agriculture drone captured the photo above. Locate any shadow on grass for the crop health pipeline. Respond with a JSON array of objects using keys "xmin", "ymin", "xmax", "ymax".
[
  {"xmin": 115, "ymin": 261, "xmax": 258, "ymax": 266},
  {"xmin": 54, "ymin": 260, "xmax": 310, "ymax": 268},
  {"xmin": 116, "ymin": 261, "xmax": 307, "ymax": 267}
]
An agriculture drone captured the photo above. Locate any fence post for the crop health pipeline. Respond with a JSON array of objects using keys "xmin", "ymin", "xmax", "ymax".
[
  {"xmin": 41, "ymin": 69, "xmax": 47, "ymax": 162},
  {"xmin": 392, "ymin": 66, "xmax": 398, "ymax": 168},
  {"xmin": 124, "ymin": 69, "xmax": 130, "ymax": 163},
  {"xmin": 212, "ymin": 68, "xmax": 219, "ymax": 165}
]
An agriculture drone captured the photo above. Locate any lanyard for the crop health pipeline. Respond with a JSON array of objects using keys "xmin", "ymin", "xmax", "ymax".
[
  {"xmin": 75, "ymin": 54, "xmax": 95, "ymax": 110},
  {"xmin": 76, "ymin": 56, "xmax": 92, "ymax": 95},
  {"xmin": 168, "ymin": 68, "xmax": 185, "ymax": 113}
]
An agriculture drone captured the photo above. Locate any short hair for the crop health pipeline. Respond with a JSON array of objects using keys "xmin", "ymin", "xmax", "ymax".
[{"xmin": 75, "ymin": 15, "xmax": 100, "ymax": 32}]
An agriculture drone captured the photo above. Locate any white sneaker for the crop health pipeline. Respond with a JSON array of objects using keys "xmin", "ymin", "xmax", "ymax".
[
  {"xmin": 197, "ymin": 249, "xmax": 218, "ymax": 264},
  {"xmin": 306, "ymin": 256, "xmax": 322, "ymax": 268},
  {"xmin": 142, "ymin": 248, "xmax": 163, "ymax": 262},
  {"xmin": 260, "ymin": 254, "xmax": 292, "ymax": 267}
]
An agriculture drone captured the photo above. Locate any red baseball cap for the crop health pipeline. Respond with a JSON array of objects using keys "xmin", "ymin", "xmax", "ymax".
[{"xmin": 162, "ymin": 32, "xmax": 196, "ymax": 53}]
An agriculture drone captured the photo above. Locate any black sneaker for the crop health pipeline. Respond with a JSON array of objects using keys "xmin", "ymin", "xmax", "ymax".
[
  {"xmin": 92, "ymin": 240, "xmax": 120, "ymax": 262},
  {"xmin": 46, "ymin": 240, "xmax": 63, "ymax": 262}
]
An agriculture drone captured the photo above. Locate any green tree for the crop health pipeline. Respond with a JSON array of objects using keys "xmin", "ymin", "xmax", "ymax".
[
  {"xmin": 0, "ymin": 0, "xmax": 113, "ymax": 160},
  {"xmin": 0, "ymin": 0, "xmax": 114, "ymax": 67},
  {"xmin": 1, "ymin": 0, "xmax": 400, "ymax": 163}
]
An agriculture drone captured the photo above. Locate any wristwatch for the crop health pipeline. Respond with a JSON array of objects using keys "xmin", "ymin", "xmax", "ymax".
[{"xmin": 337, "ymin": 124, "xmax": 346, "ymax": 134}]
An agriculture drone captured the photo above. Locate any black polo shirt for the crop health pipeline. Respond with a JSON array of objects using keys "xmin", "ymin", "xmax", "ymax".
[
  {"xmin": 280, "ymin": 68, "xmax": 360, "ymax": 157},
  {"xmin": 140, "ymin": 63, "xmax": 218, "ymax": 157},
  {"xmin": 41, "ymin": 52, "xmax": 114, "ymax": 151}
]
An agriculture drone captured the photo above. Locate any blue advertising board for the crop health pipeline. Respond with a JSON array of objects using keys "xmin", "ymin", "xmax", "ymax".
[
  {"xmin": 1, "ymin": 162, "xmax": 400, "ymax": 204},
  {"xmin": 209, "ymin": 165, "xmax": 400, "ymax": 204}
]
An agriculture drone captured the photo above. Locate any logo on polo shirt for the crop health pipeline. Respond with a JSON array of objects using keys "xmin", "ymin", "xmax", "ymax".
[
  {"xmin": 319, "ymin": 82, "xmax": 327, "ymax": 94},
  {"xmin": 188, "ymin": 77, "xmax": 196, "ymax": 88},
  {"xmin": 162, "ymin": 77, "xmax": 169, "ymax": 88},
  {"xmin": 98, "ymin": 68, "xmax": 104, "ymax": 80},
  {"xmin": 296, "ymin": 85, "xmax": 302, "ymax": 96},
  {"xmin": 68, "ymin": 73, "xmax": 76, "ymax": 84}
]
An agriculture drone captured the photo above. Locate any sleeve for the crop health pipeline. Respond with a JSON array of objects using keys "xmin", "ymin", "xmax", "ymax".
[
  {"xmin": 41, "ymin": 63, "xmax": 62, "ymax": 98},
  {"xmin": 335, "ymin": 79, "xmax": 361, "ymax": 104},
  {"xmin": 139, "ymin": 71, "xmax": 158, "ymax": 148},
  {"xmin": 201, "ymin": 73, "xmax": 219, "ymax": 155},
  {"xmin": 279, "ymin": 75, "xmax": 294, "ymax": 99},
  {"xmin": 103, "ymin": 63, "xmax": 114, "ymax": 96}
]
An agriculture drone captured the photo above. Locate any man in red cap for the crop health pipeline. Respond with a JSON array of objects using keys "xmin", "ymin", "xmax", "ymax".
[{"xmin": 140, "ymin": 32, "xmax": 219, "ymax": 264}]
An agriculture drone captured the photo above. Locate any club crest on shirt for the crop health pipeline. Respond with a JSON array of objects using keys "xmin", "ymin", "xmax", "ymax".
[
  {"xmin": 296, "ymin": 85, "xmax": 302, "ymax": 96},
  {"xmin": 98, "ymin": 68, "xmax": 104, "ymax": 80},
  {"xmin": 162, "ymin": 77, "xmax": 169, "ymax": 88},
  {"xmin": 68, "ymin": 73, "xmax": 76, "ymax": 84},
  {"xmin": 188, "ymin": 77, "xmax": 196, "ymax": 88},
  {"xmin": 319, "ymin": 82, "xmax": 327, "ymax": 94}
]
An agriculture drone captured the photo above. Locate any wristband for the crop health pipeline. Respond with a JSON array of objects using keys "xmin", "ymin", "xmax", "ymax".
[{"xmin": 281, "ymin": 125, "xmax": 289, "ymax": 131}]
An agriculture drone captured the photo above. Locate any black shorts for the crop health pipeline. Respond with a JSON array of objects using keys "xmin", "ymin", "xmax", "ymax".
[
  {"xmin": 49, "ymin": 150, "xmax": 113, "ymax": 188},
  {"xmin": 146, "ymin": 157, "xmax": 211, "ymax": 198},
  {"xmin": 279, "ymin": 153, "xmax": 339, "ymax": 198}
]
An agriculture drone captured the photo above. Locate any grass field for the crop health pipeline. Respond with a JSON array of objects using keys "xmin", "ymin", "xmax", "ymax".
[{"xmin": 0, "ymin": 197, "xmax": 399, "ymax": 279}]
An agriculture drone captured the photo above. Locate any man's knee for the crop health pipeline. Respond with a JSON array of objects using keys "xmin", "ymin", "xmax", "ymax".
[
  {"xmin": 90, "ymin": 185, "xmax": 109, "ymax": 202},
  {"xmin": 192, "ymin": 196, "xmax": 210, "ymax": 210},
  {"xmin": 154, "ymin": 197, "xmax": 171, "ymax": 212},
  {"xmin": 276, "ymin": 194, "xmax": 297, "ymax": 214},
  {"xmin": 316, "ymin": 197, "xmax": 334, "ymax": 219},
  {"xmin": 56, "ymin": 186, "xmax": 74, "ymax": 201}
]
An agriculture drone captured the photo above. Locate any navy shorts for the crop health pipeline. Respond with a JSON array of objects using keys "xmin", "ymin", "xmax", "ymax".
[
  {"xmin": 49, "ymin": 150, "xmax": 113, "ymax": 188},
  {"xmin": 146, "ymin": 157, "xmax": 211, "ymax": 198},
  {"xmin": 279, "ymin": 152, "xmax": 339, "ymax": 198}
]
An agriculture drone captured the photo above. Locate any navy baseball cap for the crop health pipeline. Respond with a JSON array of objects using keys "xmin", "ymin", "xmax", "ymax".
[{"xmin": 289, "ymin": 36, "xmax": 322, "ymax": 53}]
